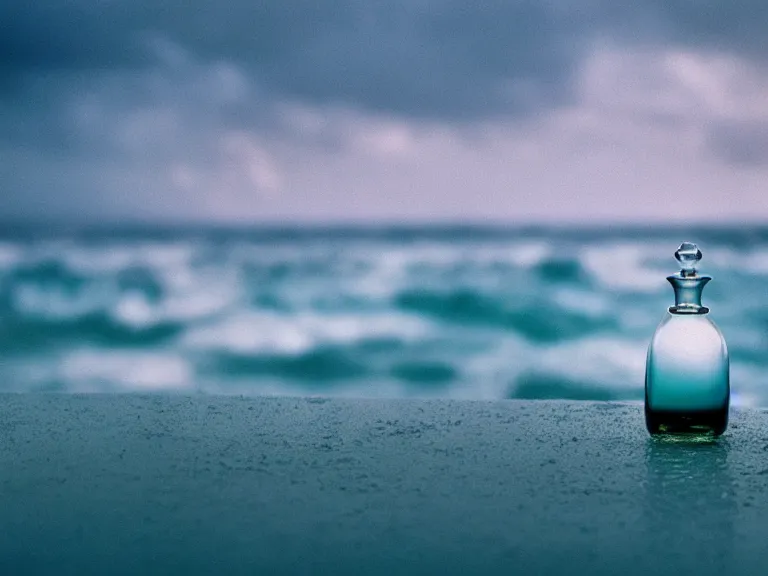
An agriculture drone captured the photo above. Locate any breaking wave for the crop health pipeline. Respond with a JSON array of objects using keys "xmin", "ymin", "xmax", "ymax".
[{"xmin": 0, "ymin": 225, "xmax": 766, "ymax": 405}]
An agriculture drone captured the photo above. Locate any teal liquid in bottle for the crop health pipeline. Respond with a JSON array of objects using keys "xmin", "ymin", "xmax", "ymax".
[{"xmin": 645, "ymin": 242, "xmax": 729, "ymax": 436}]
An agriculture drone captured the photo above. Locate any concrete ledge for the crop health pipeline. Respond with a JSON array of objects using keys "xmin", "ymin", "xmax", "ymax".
[{"xmin": 0, "ymin": 395, "xmax": 766, "ymax": 575}]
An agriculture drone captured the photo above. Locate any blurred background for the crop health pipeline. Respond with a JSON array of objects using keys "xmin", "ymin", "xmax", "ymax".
[{"xmin": 2, "ymin": 2, "xmax": 767, "ymax": 404}]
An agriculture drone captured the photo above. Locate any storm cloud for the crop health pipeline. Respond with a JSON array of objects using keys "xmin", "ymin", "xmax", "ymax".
[
  {"xmin": 2, "ymin": 1, "xmax": 768, "ymax": 222},
  {"xmin": 1, "ymin": 2, "xmax": 599, "ymax": 116}
]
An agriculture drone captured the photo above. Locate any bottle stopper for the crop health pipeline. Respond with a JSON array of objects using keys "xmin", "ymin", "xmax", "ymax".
[{"xmin": 675, "ymin": 242, "xmax": 702, "ymax": 278}]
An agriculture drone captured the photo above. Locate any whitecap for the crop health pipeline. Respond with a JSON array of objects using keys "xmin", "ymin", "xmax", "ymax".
[
  {"xmin": 181, "ymin": 311, "xmax": 431, "ymax": 355},
  {"xmin": 162, "ymin": 287, "xmax": 237, "ymax": 321},
  {"xmin": 457, "ymin": 335, "xmax": 535, "ymax": 399},
  {"xmin": 536, "ymin": 337, "xmax": 648, "ymax": 388},
  {"xmin": 61, "ymin": 242, "xmax": 196, "ymax": 275},
  {"xmin": 705, "ymin": 246, "xmax": 768, "ymax": 276},
  {"xmin": 463, "ymin": 334, "xmax": 649, "ymax": 399},
  {"xmin": 376, "ymin": 240, "xmax": 553, "ymax": 269},
  {"xmin": 505, "ymin": 242, "xmax": 553, "ymax": 268},
  {"xmin": 347, "ymin": 249, "xmax": 410, "ymax": 298},
  {"xmin": 553, "ymin": 288, "xmax": 611, "ymax": 316},
  {"xmin": 348, "ymin": 240, "xmax": 555, "ymax": 298},
  {"xmin": 137, "ymin": 242, "xmax": 197, "ymax": 269},
  {"xmin": 59, "ymin": 350, "xmax": 192, "ymax": 391},
  {"xmin": 59, "ymin": 246, "xmax": 138, "ymax": 274},
  {"xmin": 112, "ymin": 293, "xmax": 156, "ymax": 328},
  {"xmin": 580, "ymin": 243, "xmax": 669, "ymax": 292},
  {"xmin": 184, "ymin": 313, "xmax": 313, "ymax": 354}
]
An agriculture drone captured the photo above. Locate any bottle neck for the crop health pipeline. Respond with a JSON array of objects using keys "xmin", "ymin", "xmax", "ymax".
[{"xmin": 667, "ymin": 274, "xmax": 711, "ymax": 315}]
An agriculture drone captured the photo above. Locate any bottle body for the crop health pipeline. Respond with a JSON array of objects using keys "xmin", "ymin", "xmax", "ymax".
[{"xmin": 645, "ymin": 311, "xmax": 729, "ymax": 436}]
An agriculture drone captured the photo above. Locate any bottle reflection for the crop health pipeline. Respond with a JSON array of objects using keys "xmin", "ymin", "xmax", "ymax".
[{"xmin": 643, "ymin": 437, "xmax": 736, "ymax": 573}]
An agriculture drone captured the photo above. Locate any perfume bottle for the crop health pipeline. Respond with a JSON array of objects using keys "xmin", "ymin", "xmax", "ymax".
[{"xmin": 645, "ymin": 242, "xmax": 729, "ymax": 436}]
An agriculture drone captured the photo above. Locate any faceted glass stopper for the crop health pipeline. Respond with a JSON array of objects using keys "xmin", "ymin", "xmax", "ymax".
[{"xmin": 675, "ymin": 242, "xmax": 702, "ymax": 277}]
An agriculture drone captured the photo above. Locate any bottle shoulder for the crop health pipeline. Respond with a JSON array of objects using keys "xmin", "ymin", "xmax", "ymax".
[
  {"xmin": 651, "ymin": 312, "xmax": 727, "ymax": 355},
  {"xmin": 655, "ymin": 311, "xmax": 722, "ymax": 331}
]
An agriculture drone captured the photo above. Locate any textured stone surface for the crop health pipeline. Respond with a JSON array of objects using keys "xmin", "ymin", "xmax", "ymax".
[{"xmin": 0, "ymin": 395, "xmax": 766, "ymax": 575}]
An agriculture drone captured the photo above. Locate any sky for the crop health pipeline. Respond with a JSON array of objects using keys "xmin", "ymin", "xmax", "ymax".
[{"xmin": 2, "ymin": 1, "xmax": 768, "ymax": 224}]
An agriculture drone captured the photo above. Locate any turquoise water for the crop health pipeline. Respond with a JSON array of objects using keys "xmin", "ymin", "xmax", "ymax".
[{"xmin": 0, "ymin": 225, "xmax": 766, "ymax": 405}]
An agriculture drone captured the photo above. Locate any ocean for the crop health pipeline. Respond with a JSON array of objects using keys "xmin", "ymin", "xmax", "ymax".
[{"xmin": 0, "ymin": 224, "xmax": 766, "ymax": 406}]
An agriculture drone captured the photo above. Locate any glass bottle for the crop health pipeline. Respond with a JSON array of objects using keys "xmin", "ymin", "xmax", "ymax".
[{"xmin": 645, "ymin": 242, "xmax": 729, "ymax": 436}]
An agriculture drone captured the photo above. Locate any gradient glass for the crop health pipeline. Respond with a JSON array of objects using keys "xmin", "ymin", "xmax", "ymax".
[{"xmin": 645, "ymin": 243, "xmax": 729, "ymax": 436}]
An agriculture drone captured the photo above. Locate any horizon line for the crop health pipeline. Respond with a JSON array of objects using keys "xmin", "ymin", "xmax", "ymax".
[{"xmin": 3, "ymin": 217, "xmax": 768, "ymax": 234}]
